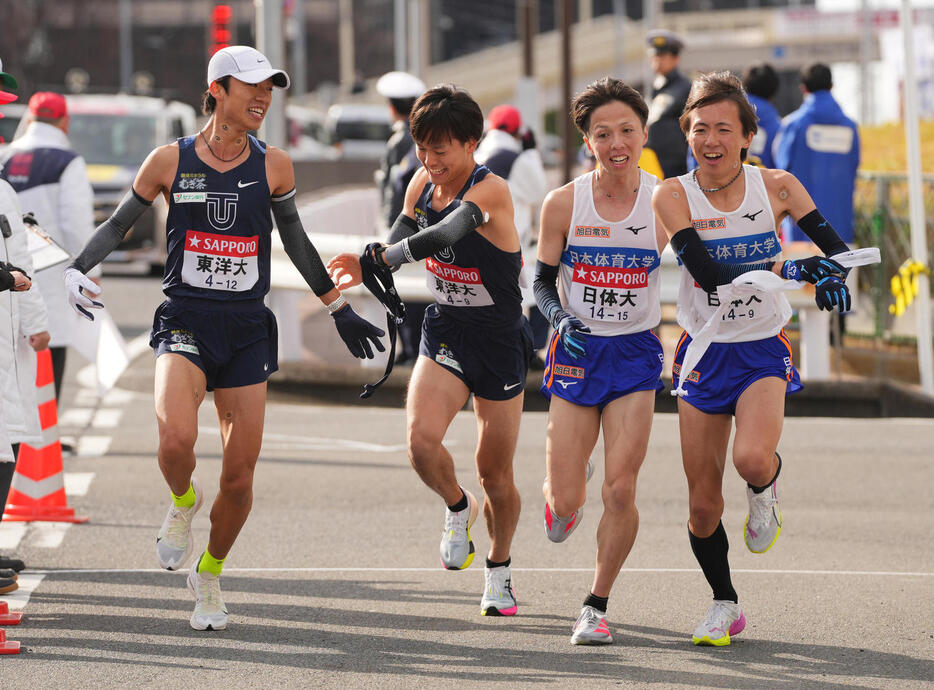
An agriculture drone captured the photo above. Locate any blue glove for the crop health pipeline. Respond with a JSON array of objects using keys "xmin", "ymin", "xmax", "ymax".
[
  {"xmin": 814, "ymin": 276, "xmax": 851, "ymax": 313},
  {"xmin": 331, "ymin": 304, "xmax": 386, "ymax": 359},
  {"xmin": 781, "ymin": 255, "xmax": 848, "ymax": 284},
  {"xmin": 555, "ymin": 311, "xmax": 590, "ymax": 360}
]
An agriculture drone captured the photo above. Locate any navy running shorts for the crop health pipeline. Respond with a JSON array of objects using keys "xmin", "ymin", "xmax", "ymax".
[
  {"xmin": 150, "ymin": 296, "xmax": 279, "ymax": 391},
  {"xmin": 672, "ymin": 330, "xmax": 803, "ymax": 415},
  {"xmin": 419, "ymin": 304, "xmax": 533, "ymax": 401},
  {"xmin": 541, "ymin": 329, "xmax": 664, "ymax": 410}
]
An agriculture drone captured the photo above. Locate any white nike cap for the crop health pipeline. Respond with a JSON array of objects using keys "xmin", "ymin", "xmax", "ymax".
[{"xmin": 207, "ymin": 45, "xmax": 290, "ymax": 89}]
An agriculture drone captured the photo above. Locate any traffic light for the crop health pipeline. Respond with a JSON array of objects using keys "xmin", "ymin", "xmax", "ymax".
[{"xmin": 210, "ymin": 4, "xmax": 233, "ymax": 55}]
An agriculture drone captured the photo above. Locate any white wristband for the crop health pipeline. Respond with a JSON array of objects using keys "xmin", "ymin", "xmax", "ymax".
[{"xmin": 325, "ymin": 294, "xmax": 347, "ymax": 314}]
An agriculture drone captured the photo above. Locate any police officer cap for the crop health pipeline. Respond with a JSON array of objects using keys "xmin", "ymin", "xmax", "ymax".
[
  {"xmin": 646, "ymin": 30, "xmax": 684, "ymax": 55},
  {"xmin": 376, "ymin": 71, "xmax": 426, "ymax": 99}
]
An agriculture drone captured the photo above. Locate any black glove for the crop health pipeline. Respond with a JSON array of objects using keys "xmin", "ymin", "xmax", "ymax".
[
  {"xmin": 0, "ymin": 267, "xmax": 13, "ymax": 292},
  {"xmin": 814, "ymin": 276, "xmax": 851, "ymax": 313},
  {"xmin": 520, "ymin": 128, "xmax": 537, "ymax": 151},
  {"xmin": 331, "ymin": 304, "xmax": 386, "ymax": 359},
  {"xmin": 781, "ymin": 255, "xmax": 848, "ymax": 284},
  {"xmin": 554, "ymin": 310, "xmax": 590, "ymax": 360},
  {"xmin": 0, "ymin": 261, "xmax": 28, "ymax": 279}
]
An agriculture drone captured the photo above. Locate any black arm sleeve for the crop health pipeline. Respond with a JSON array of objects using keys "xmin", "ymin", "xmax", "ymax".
[
  {"xmin": 383, "ymin": 201, "xmax": 484, "ymax": 267},
  {"xmin": 0, "ymin": 266, "xmax": 13, "ymax": 292},
  {"xmin": 794, "ymin": 209, "xmax": 850, "ymax": 257},
  {"xmin": 386, "ymin": 212, "xmax": 419, "ymax": 243},
  {"xmin": 670, "ymin": 227, "xmax": 776, "ymax": 293},
  {"xmin": 271, "ymin": 190, "xmax": 336, "ymax": 297},
  {"xmin": 533, "ymin": 260, "xmax": 568, "ymax": 328},
  {"xmin": 71, "ymin": 189, "xmax": 151, "ymax": 273}
]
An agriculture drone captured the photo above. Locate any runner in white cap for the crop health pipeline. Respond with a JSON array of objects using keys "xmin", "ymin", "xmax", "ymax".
[{"xmin": 64, "ymin": 45, "xmax": 385, "ymax": 631}]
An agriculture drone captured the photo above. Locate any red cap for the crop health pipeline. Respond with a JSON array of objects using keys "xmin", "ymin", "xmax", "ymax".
[
  {"xmin": 28, "ymin": 92, "xmax": 67, "ymax": 119},
  {"xmin": 488, "ymin": 105, "xmax": 521, "ymax": 135}
]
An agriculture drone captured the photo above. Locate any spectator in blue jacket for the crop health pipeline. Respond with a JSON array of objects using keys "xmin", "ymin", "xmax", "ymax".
[{"xmin": 773, "ymin": 63, "xmax": 860, "ymax": 243}]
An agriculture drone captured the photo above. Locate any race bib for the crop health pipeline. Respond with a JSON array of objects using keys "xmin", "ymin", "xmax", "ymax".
[
  {"xmin": 181, "ymin": 230, "xmax": 259, "ymax": 292},
  {"xmin": 569, "ymin": 262, "xmax": 647, "ymax": 322},
  {"xmin": 426, "ymin": 257, "xmax": 494, "ymax": 307}
]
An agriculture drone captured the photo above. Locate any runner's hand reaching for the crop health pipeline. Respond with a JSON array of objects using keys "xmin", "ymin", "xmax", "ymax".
[{"xmin": 331, "ymin": 303, "xmax": 386, "ymax": 359}]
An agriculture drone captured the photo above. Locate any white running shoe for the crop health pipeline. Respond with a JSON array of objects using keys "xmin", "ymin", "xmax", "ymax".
[
  {"xmin": 480, "ymin": 565, "xmax": 517, "ymax": 616},
  {"xmin": 571, "ymin": 605, "xmax": 613, "ymax": 645},
  {"xmin": 745, "ymin": 478, "xmax": 782, "ymax": 554},
  {"xmin": 187, "ymin": 563, "xmax": 228, "ymax": 631},
  {"xmin": 692, "ymin": 600, "xmax": 745, "ymax": 646},
  {"xmin": 439, "ymin": 489, "xmax": 479, "ymax": 570},
  {"xmin": 543, "ymin": 459, "xmax": 594, "ymax": 543},
  {"xmin": 156, "ymin": 477, "xmax": 204, "ymax": 571}
]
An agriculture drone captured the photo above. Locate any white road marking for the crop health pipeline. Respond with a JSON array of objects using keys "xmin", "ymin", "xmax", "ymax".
[
  {"xmin": 199, "ymin": 427, "xmax": 410, "ymax": 453},
  {"xmin": 24, "ymin": 566, "xmax": 934, "ymax": 577},
  {"xmin": 30, "ymin": 522, "xmax": 73, "ymax": 548},
  {"xmin": 91, "ymin": 409, "xmax": 122, "ymax": 428},
  {"xmin": 4, "ymin": 574, "xmax": 45, "ymax": 610},
  {"xmin": 58, "ymin": 408, "xmax": 94, "ymax": 427},
  {"xmin": 77, "ymin": 435, "xmax": 111, "ymax": 457},
  {"xmin": 0, "ymin": 522, "xmax": 27, "ymax": 551},
  {"xmin": 63, "ymin": 472, "xmax": 95, "ymax": 497}
]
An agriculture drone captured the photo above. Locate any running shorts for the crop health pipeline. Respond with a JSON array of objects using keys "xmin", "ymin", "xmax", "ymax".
[
  {"xmin": 541, "ymin": 329, "xmax": 664, "ymax": 410},
  {"xmin": 419, "ymin": 304, "xmax": 533, "ymax": 401},
  {"xmin": 672, "ymin": 330, "xmax": 802, "ymax": 415},
  {"xmin": 150, "ymin": 295, "xmax": 279, "ymax": 391}
]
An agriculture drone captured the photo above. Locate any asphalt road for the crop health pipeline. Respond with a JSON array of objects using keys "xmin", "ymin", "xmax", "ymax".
[{"xmin": 1, "ymin": 274, "xmax": 932, "ymax": 688}]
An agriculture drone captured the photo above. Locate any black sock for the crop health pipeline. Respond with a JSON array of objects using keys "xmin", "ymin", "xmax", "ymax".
[
  {"xmin": 689, "ymin": 521, "xmax": 738, "ymax": 603},
  {"xmin": 583, "ymin": 593, "xmax": 609, "ymax": 613},
  {"xmin": 485, "ymin": 556, "xmax": 510, "ymax": 569},
  {"xmin": 447, "ymin": 490, "xmax": 468, "ymax": 512},
  {"xmin": 749, "ymin": 452, "xmax": 782, "ymax": 494}
]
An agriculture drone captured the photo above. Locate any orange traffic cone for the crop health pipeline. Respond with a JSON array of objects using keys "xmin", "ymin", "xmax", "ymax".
[
  {"xmin": 0, "ymin": 600, "xmax": 22, "ymax": 625},
  {"xmin": 2, "ymin": 349, "xmax": 88, "ymax": 523},
  {"xmin": 0, "ymin": 628, "xmax": 20, "ymax": 654}
]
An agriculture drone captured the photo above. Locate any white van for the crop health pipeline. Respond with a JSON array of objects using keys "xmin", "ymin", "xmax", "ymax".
[{"xmin": 324, "ymin": 104, "xmax": 392, "ymax": 160}]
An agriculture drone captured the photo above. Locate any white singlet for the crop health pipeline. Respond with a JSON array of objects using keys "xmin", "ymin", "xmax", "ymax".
[
  {"xmin": 558, "ymin": 169, "xmax": 662, "ymax": 337},
  {"xmin": 675, "ymin": 164, "xmax": 790, "ymax": 342}
]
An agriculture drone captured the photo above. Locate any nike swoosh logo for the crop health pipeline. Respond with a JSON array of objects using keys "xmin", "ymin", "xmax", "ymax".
[
  {"xmin": 503, "ymin": 382, "xmax": 522, "ymax": 391},
  {"xmin": 238, "ymin": 180, "xmax": 259, "ymax": 188}
]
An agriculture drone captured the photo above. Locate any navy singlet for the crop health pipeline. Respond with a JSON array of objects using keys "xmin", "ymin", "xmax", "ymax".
[
  {"xmin": 162, "ymin": 134, "xmax": 272, "ymax": 303},
  {"xmin": 414, "ymin": 164, "xmax": 522, "ymax": 329}
]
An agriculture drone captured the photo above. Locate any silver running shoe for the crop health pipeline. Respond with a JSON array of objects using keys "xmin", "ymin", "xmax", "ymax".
[
  {"xmin": 571, "ymin": 605, "xmax": 613, "ymax": 645},
  {"xmin": 692, "ymin": 600, "xmax": 745, "ymax": 646},
  {"xmin": 156, "ymin": 477, "xmax": 204, "ymax": 571},
  {"xmin": 543, "ymin": 459, "xmax": 594, "ymax": 543},
  {"xmin": 480, "ymin": 565, "xmax": 517, "ymax": 616},
  {"xmin": 439, "ymin": 489, "xmax": 479, "ymax": 570},
  {"xmin": 187, "ymin": 562, "xmax": 228, "ymax": 631},
  {"xmin": 744, "ymin": 478, "xmax": 782, "ymax": 553}
]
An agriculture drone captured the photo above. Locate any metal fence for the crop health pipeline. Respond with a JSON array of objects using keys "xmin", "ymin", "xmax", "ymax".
[{"xmin": 853, "ymin": 170, "xmax": 934, "ymax": 341}]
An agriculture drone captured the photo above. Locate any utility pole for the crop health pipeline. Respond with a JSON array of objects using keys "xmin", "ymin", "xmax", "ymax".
[
  {"xmin": 516, "ymin": 0, "xmax": 540, "ymax": 140},
  {"xmin": 288, "ymin": 0, "xmax": 306, "ymax": 99},
  {"xmin": 559, "ymin": 0, "xmax": 573, "ymax": 183},
  {"xmin": 255, "ymin": 0, "xmax": 286, "ymax": 148},
  {"xmin": 394, "ymin": 0, "xmax": 407, "ymax": 71},
  {"xmin": 119, "ymin": 0, "xmax": 132, "ymax": 93},
  {"xmin": 338, "ymin": 0, "xmax": 356, "ymax": 92}
]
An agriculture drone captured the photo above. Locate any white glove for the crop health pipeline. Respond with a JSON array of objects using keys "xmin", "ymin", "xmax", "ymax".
[{"xmin": 64, "ymin": 267, "xmax": 103, "ymax": 321}]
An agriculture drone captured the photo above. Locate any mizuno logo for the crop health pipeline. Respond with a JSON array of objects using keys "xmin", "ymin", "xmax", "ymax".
[
  {"xmin": 555, "ymin": 379, "xmax": 578, "ymax": 389},
  {"xmin": 626, "ymin": 225, "xmax": 646, "ymax": 235},
  {"xmin": 238, "ymin": 180, "xmax": 259, "ymax": 188},
  {"xmin": 503, "ymin": 382, "xmax": 522, "ymax": 391},
  {"xmin": 743, "ymin": 209, "xmax": 764, "ymax": 222}
]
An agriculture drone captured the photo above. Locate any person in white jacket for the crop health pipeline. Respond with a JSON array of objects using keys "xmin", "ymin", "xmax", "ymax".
[
  {"xmin": 1, "ymin": 91, "xmax": 97, "ymax": 403},
  {"xmin": 0, "ymin": 59, "xmax": 51, "ymax": 577}
]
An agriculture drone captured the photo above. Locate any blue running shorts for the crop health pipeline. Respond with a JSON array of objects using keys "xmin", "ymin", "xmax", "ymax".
[
  {"xmin": 541, "ymin": 329, "xmax": 664, "ymax": 410},
  {"xmin": 419, "ymin": 304, "xmax": 534, "ymax": 401},
  {"xmin": 672, "ymin": 330, "xmax": 803, "ymax": 415},
  {"xmin": 150, "ymin": 296, "xmax": 279, "ymax": 391}
]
